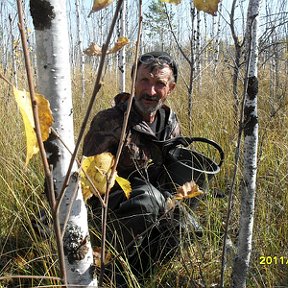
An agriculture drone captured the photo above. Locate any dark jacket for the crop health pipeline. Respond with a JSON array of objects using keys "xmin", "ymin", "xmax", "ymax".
[
  {"xmin": 83, "ymin": 93, "xmax": 180, "ymax": 184},
  {"xmin": 84, "ymin": 94, "xmax": 182, "ymax": 281}
]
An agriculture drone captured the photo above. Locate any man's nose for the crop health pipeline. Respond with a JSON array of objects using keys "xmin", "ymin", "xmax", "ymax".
[{"xmin": 146, "ymin": 84, "xmax": 157, "ymax": 96}]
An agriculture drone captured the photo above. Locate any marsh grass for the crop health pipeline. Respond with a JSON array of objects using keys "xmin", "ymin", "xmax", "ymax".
[{"xmin": 1, "ymin": 62, "xmax": 287, "ymax": 287}]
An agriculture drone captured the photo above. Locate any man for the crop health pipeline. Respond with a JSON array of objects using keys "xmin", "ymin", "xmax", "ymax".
[{"xmin": 83, "ymin": 51, "xmax": 182, "ymax": 285}]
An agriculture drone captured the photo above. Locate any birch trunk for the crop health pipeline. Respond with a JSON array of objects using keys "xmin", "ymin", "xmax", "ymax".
[
  {"xmin": 231, "ymin": 0, "xmax": 261, "ymax": 287},
  {"xmin": 213, "ymin": 2, "xmax": 222, "ymax": 73},
  {"xmin": 118, "ymin": 2, "xmax": 126, "ymax": 92},
  {"xmin": 9, "ymin": 14, "xmax": 18, "ymax": 88},
  {"xmin": 230, "ymin": 0, "xmax": 243, "ymax": 118},
  {"xmin": 30, "ymin": 0, "xmax": 97, "ymax": 286},
  {"xmin": 195, "ymin": 11, "xmax": 201, "ymax": 94},
  {"xmin": 188, "ymin": 3, "xmax": 196, "ymax": 134},
  {"xmin": 75, "ymin": 0, "xmax": 85, "ymax": 98}
]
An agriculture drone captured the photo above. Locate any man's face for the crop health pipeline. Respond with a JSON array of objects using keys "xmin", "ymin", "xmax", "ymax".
[{"xmin": 134, "ymin": 64, "xmax": 176, "ymax": 117}]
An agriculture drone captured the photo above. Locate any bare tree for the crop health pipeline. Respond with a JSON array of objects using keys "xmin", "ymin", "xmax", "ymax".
[
  {"xmin": 29, "ymin": 0, "xmax": 97, "ymax": 286},
  {"xmin": 231, "ymin": 0, "xmax": 261, "ymax": 287},
  {"xmin": 164, "ymin": 1, "xmax": 197, "ymax": 133}
]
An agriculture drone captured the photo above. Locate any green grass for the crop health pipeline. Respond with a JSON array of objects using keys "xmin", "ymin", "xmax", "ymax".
[{"xmin": 1, "ymin": 61, "xmax": 288, "ymax": 287}]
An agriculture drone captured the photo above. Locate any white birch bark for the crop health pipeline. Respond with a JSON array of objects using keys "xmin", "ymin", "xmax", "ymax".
[
  {"xmin": 231, "ymin": 0, "xmax": 261, "ymax": 287},
  {"xmin": 213, "ymin": 2, "xmax": 222, "ymax": 73},
  {"xmin": 118, "ymin": 2, "xmax": 126, "ymax": 92},
  {"xmin": 195, "ymin": 11, "xmax": 201, "ymax": 94},
  {"xmin": 9, "ymin": 14, "xmax": 18, "ymax": 88},
  {"xmin": 30, "ymin": 0, "xmax": 97, "ymax": 286},
  {"xmin": 75, "ymin": 0, "xmax": 85, "ymax": 98}
]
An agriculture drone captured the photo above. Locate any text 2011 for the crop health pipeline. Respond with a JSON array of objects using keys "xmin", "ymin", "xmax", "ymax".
[{"xmin": 260, "ymin": 256, "xmax": 288, "ymax": 265}]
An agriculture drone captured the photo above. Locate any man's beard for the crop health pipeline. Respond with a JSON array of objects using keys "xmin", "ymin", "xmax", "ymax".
[{"xmin": 134, "ymin": 93, "xmax": 164, "ymax": 115}]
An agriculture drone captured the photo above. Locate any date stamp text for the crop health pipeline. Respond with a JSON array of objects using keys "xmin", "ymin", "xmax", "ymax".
[{"xmin": 259, "ymin": 256, "xmax": 288, "ymax": 265}]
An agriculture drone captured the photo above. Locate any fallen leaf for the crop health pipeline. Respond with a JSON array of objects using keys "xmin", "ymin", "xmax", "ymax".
[
  {"xmin": 193, "ymin": 0, "xmax": 221, "ymax": 16},
  {"xmin": 174, "ymin": 180, "xmax": 204, "ymax": 200}
]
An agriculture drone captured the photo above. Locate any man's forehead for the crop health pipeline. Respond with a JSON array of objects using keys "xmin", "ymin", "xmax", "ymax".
[{"xmin": 138, "ymin": 64, "xmax": 173, "ymax": 79}]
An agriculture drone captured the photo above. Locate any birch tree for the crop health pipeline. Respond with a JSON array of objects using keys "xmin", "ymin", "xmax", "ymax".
[
  {"xmin": 229, "ymin": 0, "xmax": 244, "ymax": 118},
  {"xmin": 117, "ymin": 1, "xmax": 126, "ymax": 92},
  {"xmin": 231, "ymin": 0, "xmax": 261, "ymax": 287},
  {"xmin": 29, "ymin": 0, "xmax": 97, "ymax": 286},
  {"xmin": 9, "ymin": 14, "xmax": 18, "ymax": 87},
  {"xmin": 75, "ymin": 0, "xmax": 85, "ymax": 98}
]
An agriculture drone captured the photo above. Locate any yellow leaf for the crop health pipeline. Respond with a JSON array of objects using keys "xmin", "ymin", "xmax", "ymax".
[
  {"xmin": 160, "ymin": 0, "xmax": 181, "ymax": 4},
  {"xmin": 83, "ymin": 42, "xmax": 102, "ymax": 56},
  {"xmin": 116, "ymin": 176, "xmax": 132, "ymax": 199},
  {"xmin": 84, "ymin": 38, "xmax": 129, "ymax": 57},
  {"xmin": 174, "ymin": 181, "xmax": 204, "ymax": 200},
  {"xmin": 193, "ymin": 0, "xmax": 221, "ymax": 16},
  {"xmin": 108, "ymin": 37, "xmax": 129, "ymax": 54},
  {"xmin": 90, "ymin": 0, "xmax": 113, "ymax": 14},
  {"xmin": 80, "ymin": 153, "xmax": 131, "ymax": 200},
  {"xmin": 13, "ymin": 87, "xmax": 53, "ymax": 165},
  {"xmin": 36, "ymin": 93, "xmax": 53, "ymax": 141}
]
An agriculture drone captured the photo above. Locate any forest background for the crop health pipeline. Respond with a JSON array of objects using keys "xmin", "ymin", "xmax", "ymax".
[{"xmin": 0, "ymin": 0, "xmax": 288, "ymax": 287}]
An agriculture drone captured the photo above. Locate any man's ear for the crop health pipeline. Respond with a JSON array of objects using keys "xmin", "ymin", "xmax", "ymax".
[{"xmin": 169, "ymin": 82, "xmax": 176, "ymax": 94}]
